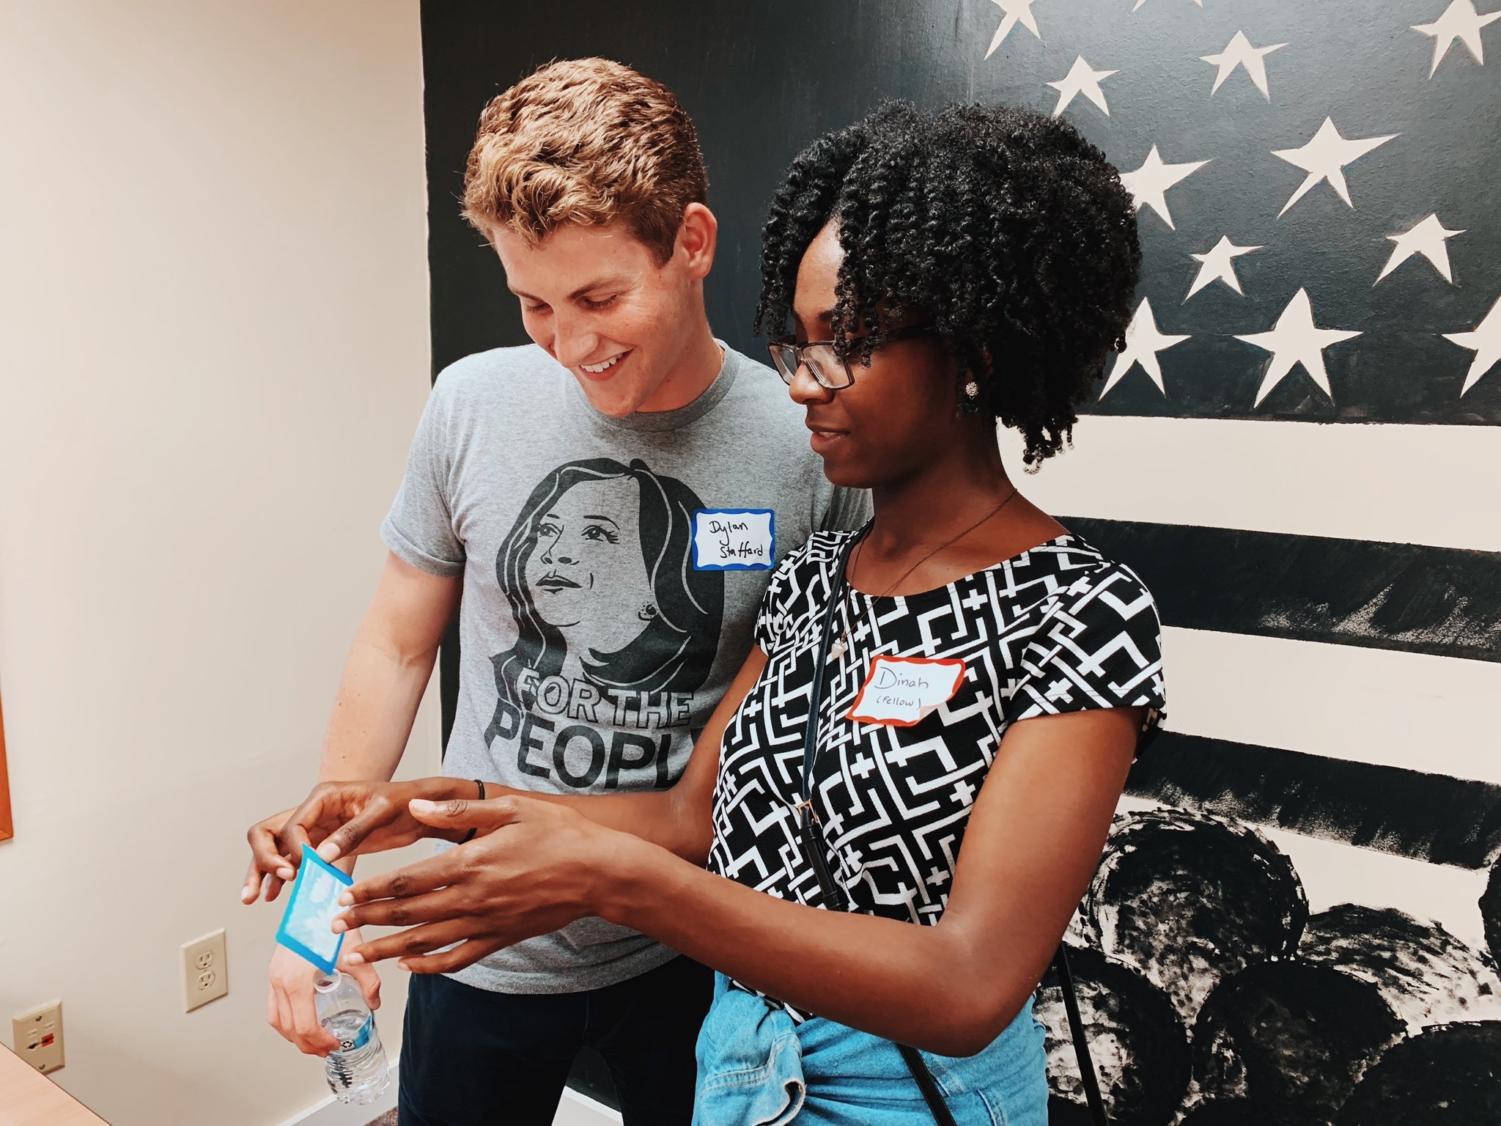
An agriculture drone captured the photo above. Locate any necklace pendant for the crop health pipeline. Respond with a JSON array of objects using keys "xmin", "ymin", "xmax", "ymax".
[{"xmin": 830, "ymin": 635, "xmax": 847, "ymax": 661}]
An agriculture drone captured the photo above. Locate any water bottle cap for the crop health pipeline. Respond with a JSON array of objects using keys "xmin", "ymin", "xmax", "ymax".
[{"xmin": 313, "ymin": 971, "xmax": 342, "ymax": 993}]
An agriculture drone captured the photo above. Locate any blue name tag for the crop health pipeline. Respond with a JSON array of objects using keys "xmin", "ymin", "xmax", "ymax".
[
  {"xmin": 692, "ymin": 509, "xmax": 775, "ymax": 571},
  {"xmin": 274, "ymin": 847, "xmax": 353, "ymax": 974}
]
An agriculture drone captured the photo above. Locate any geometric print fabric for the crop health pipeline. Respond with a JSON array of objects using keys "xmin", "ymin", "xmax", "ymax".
[{"xmin": 707, "ymin": 530, "xmax": 1166, "ymax": 1019}]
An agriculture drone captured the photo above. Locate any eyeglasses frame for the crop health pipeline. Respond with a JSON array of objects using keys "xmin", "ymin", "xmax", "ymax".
[{"xmin": 767, "ymin": 325, "xmax": 938, "ymax": 390}]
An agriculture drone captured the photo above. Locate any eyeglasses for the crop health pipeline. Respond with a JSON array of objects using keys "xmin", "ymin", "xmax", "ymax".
[{"xmin": 768, "ymin": 326, "xmax": 935, "ymax": 390}]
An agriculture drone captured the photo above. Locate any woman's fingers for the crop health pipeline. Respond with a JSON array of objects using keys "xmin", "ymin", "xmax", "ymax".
[
  {"xmin": 397, "ymin": 939, "xmax": 505, "ymax": 976},
  {"xmin": 246, "ymin": 819, "xmax": 296, "ymax": 884},
  {"xmin": 318, "ymin": 807, "xmax": 391, "ymax": 863},
  {"xmin": 343, "ymin": 853, "xmax": 460, "ymax": 906},
  {"xmin": 407, "ymin": 794, "xmax": 522, "ymax": 833},
  {"xmin": 281, "ymin": 818, "xmax": 315, "ymax": 864},
  {"xmin": 242, "ymin": 859, "xmax": 265, "ymax": 904},
  {"xmin": 242, "ymin": 862, "xmax": 288, "ymax": 905},
  {"xmin": 344, "ymin": 919, "xmax": 474, "ymax": 965},
  {"xmin": 282, "ymin": 785, "xmax": 347, "ymax": 861},
  {"xmin": 334, "ymin": 888, "xmax": 468, "ymax": 932}
]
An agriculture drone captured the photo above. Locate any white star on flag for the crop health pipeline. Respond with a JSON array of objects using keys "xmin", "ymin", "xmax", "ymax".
[
  {"xmin": 1272, "ymin": 117, "xmax": 1397, "ymax": 217},
  {"xmin": 1186, "ymin": 236, "xmax": 1262, "ymax": 300},
  {"xmin": 1047, "ymin": 56, "xmax": 1117, "ymax": 116},
  {"xmin": 1413, "ymin": 0, "xmax": 1501, "ymax": 76},
  {"xmin": 1201, "ymin": 31, "xmax": 1286, "ymax": 98},
  {"xmin": 1376, "ymin": 214, "xmax": 1465, "ymax": 284},
  {"xmin": 1237, "ymin": 289, "xmax": 1361, "ymax": 405},
  {"xmin": 1443, "ymin": 294, "xmax": 1501, "ymax": 395},
  {"xmin": 1120, "ymin": 145, "xmax": 1210, "ymax": 230},
  {"xmin": 986, "ymin": 0, "xmax": 1042, "ymax": 59},
  {"xmin": 1100, "ymin": 298, "xmax": 1190, "ymax": 397}
]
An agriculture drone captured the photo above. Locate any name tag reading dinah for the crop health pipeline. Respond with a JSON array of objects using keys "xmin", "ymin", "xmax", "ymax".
[
  {"xmin": 848, "ymin": 656, "xmax": 967, "ymax": 727},
  {"xmin": 692, "ymin": 508, "xmax": 776, "ymax": 571}
]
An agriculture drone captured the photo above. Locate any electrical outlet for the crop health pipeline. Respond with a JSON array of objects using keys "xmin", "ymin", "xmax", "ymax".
[
  {"xmin": 182, "ymin": 929, "xmax": 228, "ymax": 1012},
  {"xmin": 12, "ymin": 1000, "xmax": 64, "ymax": 1074}
]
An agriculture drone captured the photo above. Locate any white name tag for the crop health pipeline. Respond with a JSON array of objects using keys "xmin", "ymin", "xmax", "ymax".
[
  {"xmin": 692, "ymin": 508, "xmax": 775, "ymax": 571},
  {"xmin": 848, "ymin": 656, "xmax": 967, "ymax": 727}
]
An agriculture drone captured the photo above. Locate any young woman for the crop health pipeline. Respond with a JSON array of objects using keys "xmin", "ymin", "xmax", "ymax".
[{"xmin": 250, "ymin": 102, "xmax": 1165, "ymax": 1125}]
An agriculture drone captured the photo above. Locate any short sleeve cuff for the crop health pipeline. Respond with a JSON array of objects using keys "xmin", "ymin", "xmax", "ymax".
[
  {"xmin": 1007, "ymin": 565, "xmax": 1167, "ymax": 731},
  {"xmin": 381, "ymin": 516, "xmax": 465, "ymax": 578}
]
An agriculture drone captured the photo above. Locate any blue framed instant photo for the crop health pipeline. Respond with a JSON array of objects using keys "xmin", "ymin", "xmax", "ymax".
[
  {"xmin": 274, "ymin": 847, "xmax": 353, "ymax": 974},
  {"xmin": 691, "ymin": 508, "xmax": 776, "ymax": 571}
]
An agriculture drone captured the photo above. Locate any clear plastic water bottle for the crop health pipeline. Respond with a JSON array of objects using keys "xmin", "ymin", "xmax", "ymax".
[{"xmin": 313, "ymin": 971, "xmax": 389, "ymax": 1105}]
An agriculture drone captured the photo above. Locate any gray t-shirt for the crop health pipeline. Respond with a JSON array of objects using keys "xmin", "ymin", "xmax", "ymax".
[{"xmin": 381, "ymin": 341, "xmax": 869, "ymax": 993}]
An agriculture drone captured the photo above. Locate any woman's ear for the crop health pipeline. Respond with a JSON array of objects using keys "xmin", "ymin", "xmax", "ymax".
[
  {"xmin": 957, "ymin": 348, "xmax": 994, "ymax": 416},
  {"xmin": 959, "ymin": 374, "xmax": 983, "ymax": 415}
]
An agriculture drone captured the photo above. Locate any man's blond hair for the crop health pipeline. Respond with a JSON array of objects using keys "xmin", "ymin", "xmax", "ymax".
[{"xmin": 462, "ymin": 58, "xmax": 709, "ymax": 264}]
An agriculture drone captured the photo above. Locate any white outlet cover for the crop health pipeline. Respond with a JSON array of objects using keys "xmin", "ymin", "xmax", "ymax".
[
  {"xmin": 12, "ymin": 1000, "xmax": 64, "ymax": 1074},
  {"xmin": 182, "ymin": 929, "xmax": 228, "ymax": 1012}
]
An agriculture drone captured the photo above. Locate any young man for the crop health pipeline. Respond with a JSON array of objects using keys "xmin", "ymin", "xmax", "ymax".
[{"xmin": 242, "ymin": 58, "xmax": 867, "ymax": 1125}]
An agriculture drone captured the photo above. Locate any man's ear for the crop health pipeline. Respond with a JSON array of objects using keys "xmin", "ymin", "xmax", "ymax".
[{"xmin": 676, "ymin": 202, "xmax": 718, "ymax": 280}]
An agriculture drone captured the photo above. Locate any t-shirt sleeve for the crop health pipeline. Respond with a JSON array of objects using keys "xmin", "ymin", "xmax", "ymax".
[
  {"xmin": 818, "ymin": 483, "xmax": 873, "ymax": 534},
  {"xmin": 1007, "ymin": 564, "xmax": 1166, "ymax": 736},
  {"xmin": 379, "ymin": 382, "xmax": 465, "ymax": 577}
]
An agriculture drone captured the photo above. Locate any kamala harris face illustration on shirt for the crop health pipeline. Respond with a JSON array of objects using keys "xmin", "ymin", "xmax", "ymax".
[{"xmin": 492, "ymin": 458, "xmax": 725, "ymax": 715}]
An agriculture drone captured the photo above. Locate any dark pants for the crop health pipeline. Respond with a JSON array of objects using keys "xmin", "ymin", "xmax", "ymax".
[{"xmin": 397, "ymin": 956, "xmax": 713, "ymax": 1126}]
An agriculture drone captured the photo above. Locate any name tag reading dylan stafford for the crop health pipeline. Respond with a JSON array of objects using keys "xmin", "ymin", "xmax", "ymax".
[
  {"xmin": 848, "ymin": 656, "xmax": 967, "ymax": 727},
  {"xmin": 692, "ymin": 508, "xmax": 775, "ymax": 571}
]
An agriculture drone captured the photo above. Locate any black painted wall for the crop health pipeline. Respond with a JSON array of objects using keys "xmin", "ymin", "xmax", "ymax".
[{"xmin": 420, "ymin": 1, "xmax": 1501, "ymax": 1120}]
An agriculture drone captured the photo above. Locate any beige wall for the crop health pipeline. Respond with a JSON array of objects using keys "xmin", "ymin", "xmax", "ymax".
[{"xmin": 0, "ymin": 2, "xmax": 434, "ymax": 1123}]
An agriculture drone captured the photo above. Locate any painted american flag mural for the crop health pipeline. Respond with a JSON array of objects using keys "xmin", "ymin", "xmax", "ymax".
[
  {"xmin": 421, "ymin": 0, "xmax": 1501, "ymax": 1120},
  {"xmin": 972, "ymin": 1, "xmax": 1501, "ymax": 1121}
]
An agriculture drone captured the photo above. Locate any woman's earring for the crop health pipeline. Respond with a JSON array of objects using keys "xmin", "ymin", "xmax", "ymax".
[
  {"xmin": 637, "ymin": 602, "xmax": 659, "ymax": 622},
  {"xmin": 959, "ymin": 379, "xmax": 982, "ymax": 415}
]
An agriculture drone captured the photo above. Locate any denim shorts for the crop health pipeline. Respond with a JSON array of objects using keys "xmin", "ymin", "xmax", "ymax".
[{"xmin": 692, "ymin": 974, "xmax": 1048, "ymax": 1126}]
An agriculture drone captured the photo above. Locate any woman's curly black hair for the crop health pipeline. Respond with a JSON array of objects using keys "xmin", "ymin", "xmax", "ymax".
[{"xmin": 755, "ymin": 102, "xmax": 1141, "ymax": 467}]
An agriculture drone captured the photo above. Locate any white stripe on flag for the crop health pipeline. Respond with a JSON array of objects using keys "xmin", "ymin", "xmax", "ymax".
[
  {"xmin": 1161, "ymin": 626, "xmax": 1501, "ymax": 785},
  {"xmin": 1002, "ymin": 416, "xmax": 1501, "ymax": 552}
]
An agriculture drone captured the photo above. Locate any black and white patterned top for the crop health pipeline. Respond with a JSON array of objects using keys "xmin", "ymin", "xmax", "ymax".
[{"xmin": 706, "ymin": 529, "xmax": 1166, "ymax": 1018}]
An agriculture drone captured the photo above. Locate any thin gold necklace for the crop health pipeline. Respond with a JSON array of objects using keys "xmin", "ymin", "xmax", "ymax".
[{"xmin": 830, "ymin": 487, "xmax": 1020, "ymax": 660}]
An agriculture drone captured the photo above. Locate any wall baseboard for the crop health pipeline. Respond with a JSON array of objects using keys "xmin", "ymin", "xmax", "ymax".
[
  {"xmin": 280, "ymin": 1064, "xmax": 398, "ymax": 1126},
  {"xmin": 281, "ymin": 1071, "xmax": 622, "ymax": 1126}
]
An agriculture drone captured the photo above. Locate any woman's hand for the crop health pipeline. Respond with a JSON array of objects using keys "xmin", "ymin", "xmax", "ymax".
[
  {"xmin": 334, "ymin": 794, "xmax": 630, "ymax": 974},
  {"xmin": 243, "ymin": 806, "xmax": 299, "ymax": 904},
  {"xmin": 240, "ymin": 777, "xmax": 471, "ymax": 904},
  {"xmin": 286, "ymin": 777, "xmax": 477, "ymax": 863}
]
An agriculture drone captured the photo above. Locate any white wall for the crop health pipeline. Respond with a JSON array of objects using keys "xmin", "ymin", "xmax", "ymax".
[{"xmin": 0, "ymin": 2, "xmax": 434, "ymax": 1123}]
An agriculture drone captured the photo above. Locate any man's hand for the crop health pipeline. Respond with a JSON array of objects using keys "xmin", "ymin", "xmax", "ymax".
[
  {"xmin": 241, "ymin": 778, "xmax": 467, "ymax": 904},
  {"xmin": 334, "ymin": 795, "xmax": 627, "ymax": 975},
  {"xmin": 266, "ymin": 936, "xmax": 382, "ymax": 1056}
]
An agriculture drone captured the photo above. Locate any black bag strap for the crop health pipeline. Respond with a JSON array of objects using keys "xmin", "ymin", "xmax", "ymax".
[
  {"xmin": 896, "ymin": 1044, "xmax": 959, "ymax": 1126},
  {"xmin": 1054, "ymin": 944, "xmax": 1109, "ymax": 1123},
  {"xmin": 792, "ymin": 529, "xmax": 1109, "ymax": 1126}
]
